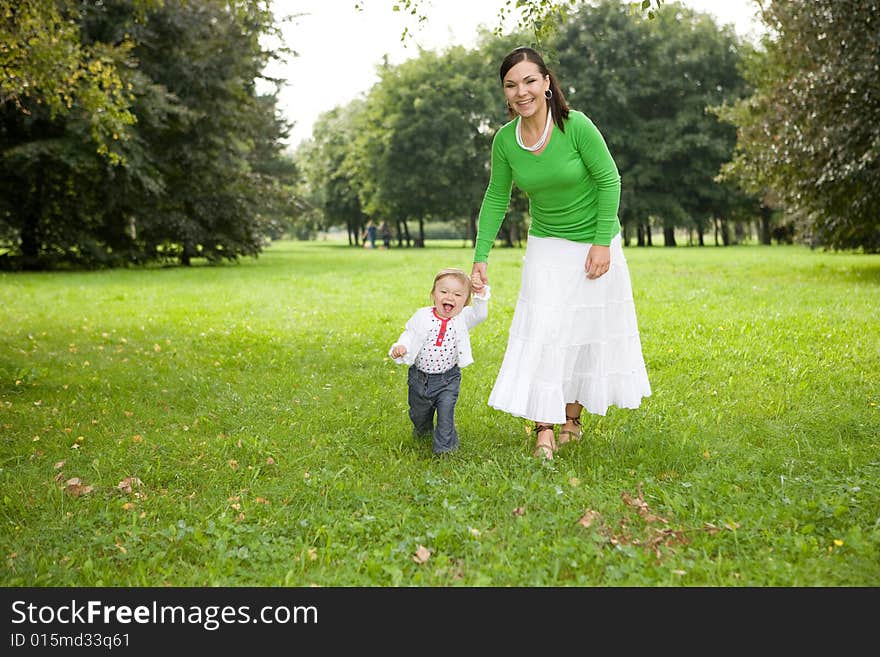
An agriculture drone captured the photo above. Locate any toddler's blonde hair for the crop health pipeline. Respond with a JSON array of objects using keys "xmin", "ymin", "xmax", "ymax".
[{"xmin": 431, "ymin": 268, "xmax": 473, "ymax": 306}]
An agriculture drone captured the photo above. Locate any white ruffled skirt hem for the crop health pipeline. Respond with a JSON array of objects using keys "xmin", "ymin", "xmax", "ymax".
[{"xmin": 488, "ymin": 234, "xmax": 651, "ymax": 423}]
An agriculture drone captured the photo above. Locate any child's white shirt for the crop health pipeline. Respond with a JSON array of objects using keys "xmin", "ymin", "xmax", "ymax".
[{"xmin": 389, "ymin": 286, "xmax": 491, "ymax": 370}]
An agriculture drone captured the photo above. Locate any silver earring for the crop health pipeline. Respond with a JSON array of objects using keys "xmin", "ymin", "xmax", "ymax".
[{"xmin": 545, "ymin": 89, "xmax": 553, "ymax": 100}]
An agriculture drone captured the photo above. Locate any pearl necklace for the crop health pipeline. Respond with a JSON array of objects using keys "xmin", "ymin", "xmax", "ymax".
[{"xmin": 516, "ymin": 107, "xmax": 553, "ymax": 152}]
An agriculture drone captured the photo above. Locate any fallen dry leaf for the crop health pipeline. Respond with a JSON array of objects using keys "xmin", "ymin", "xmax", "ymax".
[
  {"xmin": 266, "ymin": 457, "xmax": 275, "ymax": 465},
  {"xmin": 116, "ymin": 477, "xmax": 143, "ymax": 494},
  {"xmin": 122, "ymin": 502, "xmax": 136, "ymax": 511},
  {"xmin": 64, "ymin": 478, "xmax": 94, "ymax": 497},
  {"xmin": 577, "ymin": 509, "xmax": 602, "ymax": 528},
  {"xmin": 54, "ymin": 461, "xmax": 65, "ymax": 469},
  {"xmin": 621, "ymin": 484, "xmax": 668, "ymax": 525},
  {"xmin": 512, "ymin": 506, "xmax": 525, "ymax": 517},
  {"xmin": 413, "ymin": 545, "xmax": 431, "ymax": 564}
]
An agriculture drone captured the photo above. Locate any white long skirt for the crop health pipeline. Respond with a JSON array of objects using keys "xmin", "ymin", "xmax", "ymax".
[{"xmin": 488, "ymin": 233, "xmax": 652, "ymax": 424}]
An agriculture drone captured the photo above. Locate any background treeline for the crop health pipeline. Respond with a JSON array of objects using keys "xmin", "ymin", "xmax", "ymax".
[
  {"xmin": 300, "ymin": 1, "xmax": 758, "ymax": 249},
  {"xmin": 2, "ymin": 0, "xmax": 878, "ymax": 269}
]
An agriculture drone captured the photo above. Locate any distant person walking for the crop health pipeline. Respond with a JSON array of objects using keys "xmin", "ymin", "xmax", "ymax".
[
  {"xmin": 363, "ymin": 220, "xmax": 377, "ymax": 249},
  {"xmin": 379, "ymin": 221, "xmax": 391, "ymax": 249}
]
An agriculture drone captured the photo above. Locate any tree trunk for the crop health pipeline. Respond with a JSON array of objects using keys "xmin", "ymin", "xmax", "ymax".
[
  {"xmin": 720, "ymin": 218, "xmax": 731, "ymax": 246},
  {"xmin": 637, "ymin": 223, "xmax": 645, "ymax": 247},
  {"xmin": 20, "ymin": 175, "xmax": 41, "ymax": 269},
  {"xmin": 470, "ymin": 213, "xmax": 477, "ymax": 248},
  {"xmin": 501, "ymin": 224, "xmax": 513, "ymax": 247},
  {"xmin": 759, "ymin": 206, "xmax": 772, "ymax": 245},
  {"xmin": 20, "ymin": 211, "xmax": 40, "ymax": 268},
  {"xmin": 663, "ymin": 226, "xmax": 676, "ymax": 247},
  {"xmin": 417, "ymin": 218, "xmax": 425, "ymax": 247}
]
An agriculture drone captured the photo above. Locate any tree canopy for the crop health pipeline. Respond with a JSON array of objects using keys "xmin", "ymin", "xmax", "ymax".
[
  {"xmin": 717, "ymin": 0, "xmax": 880, "ymax": 252},
  {"xmin": 1, "ymin": 0, "xmax": 294, "ymax": 269}
]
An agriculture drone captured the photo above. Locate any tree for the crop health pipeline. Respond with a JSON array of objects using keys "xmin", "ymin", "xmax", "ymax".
[
  {"xmin": 347, "ymin": 46, "xmax": 502, "ymax": 247},
  {"xmin": 717, "ymin": 0, "xmax": 880, "ymax": 252},
  {"xmin": 0, "ymin": 0, "xmax": 293, "ymax": 269},
  {"xmin": 301, "ymin": 101, "xmax": 370, "ymax": 245},
  {"xmin": 552, "ymin": 1, "xmax": 752, "ymax": 246},
  {"xmin": 0, "ymin": 0, "xmax": 162, "ymax": 163}
]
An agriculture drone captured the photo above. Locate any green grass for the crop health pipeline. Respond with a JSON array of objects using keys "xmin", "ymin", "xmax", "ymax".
[{"xmin": 1, "ymin": 240, "xmax": 878, "ymax": 586}]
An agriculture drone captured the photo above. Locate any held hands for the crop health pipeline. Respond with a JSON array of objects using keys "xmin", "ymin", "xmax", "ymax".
[
  {"xmin": 585, "ymin": 245, "xmax": 611, "ymax": 279},
  {"xmin": 390, "ymin": 344, "xmax": 407, "ymax": 359},
  {"xmin": 470, "ymin": 262, "xmax": 488, "ymax": 293}
]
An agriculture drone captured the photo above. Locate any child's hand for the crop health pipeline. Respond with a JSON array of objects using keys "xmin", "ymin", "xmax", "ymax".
[
  {"xmin": 391, "ymin": 344, "xmax": 407, "ymax": 359},
  {"xmin": 470, "ymin": 263, "xmax": 487, "ymax": 292}
]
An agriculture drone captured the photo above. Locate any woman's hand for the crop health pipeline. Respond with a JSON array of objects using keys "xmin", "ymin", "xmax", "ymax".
[
  {"xmin": 471, "ymin": 262, "xmax": 488, "ymax": 292},
  {"xmin": 585, "ymin": 245, "xmax": 611, "ymax": 279}
]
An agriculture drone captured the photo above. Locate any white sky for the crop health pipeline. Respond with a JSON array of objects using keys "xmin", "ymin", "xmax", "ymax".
[{"xmin": 263, "ymin": 0, "xmax": 765, "ymax": 148}]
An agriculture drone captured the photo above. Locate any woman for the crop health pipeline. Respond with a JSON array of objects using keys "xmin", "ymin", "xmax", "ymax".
[{"xmin": 470, "ymin": 46, "xmax": 651, "ymax": 460}]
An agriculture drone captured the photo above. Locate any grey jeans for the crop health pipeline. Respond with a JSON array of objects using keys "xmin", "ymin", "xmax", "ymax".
[{"xmin": 407, "ymin": 365, "xmax": 461, "ymax": 454}]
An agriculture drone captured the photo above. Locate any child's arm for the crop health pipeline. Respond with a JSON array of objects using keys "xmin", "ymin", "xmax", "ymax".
[
  {"xmin": 462, "ymin": 284, "xmax": 491, "ymax": 328},
  {"xmin": 388, "ymin": 310, "xmax": 426, "ymax": 365}
]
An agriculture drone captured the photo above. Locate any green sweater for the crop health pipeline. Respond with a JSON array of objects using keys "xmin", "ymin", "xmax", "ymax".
[{"xmin": 474, "ymin": 109, "xmax": 621, "ymax": 263}]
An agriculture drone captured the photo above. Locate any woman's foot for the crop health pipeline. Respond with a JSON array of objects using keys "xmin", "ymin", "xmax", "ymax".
[
  {"xmin": 533, "ymin": 423, "xmax": 556, "ymax": 460},
  {"xmin": 558, "ymin": 414, "xmax": 582, "ymax": 445}
]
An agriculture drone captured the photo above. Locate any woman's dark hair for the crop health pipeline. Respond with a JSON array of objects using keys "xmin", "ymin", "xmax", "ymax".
[{"xmin": 499, "ymin": 46, "xmax": 570, "ymax": 132}]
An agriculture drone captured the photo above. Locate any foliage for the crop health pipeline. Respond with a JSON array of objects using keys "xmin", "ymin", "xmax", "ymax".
[
  {"xmin": 305, "ymin": 1, "xmax": 756, "ymax": 247},
  {"xmin": 552, "ymin": 1, "xmax": 754, "ymax": 245},
  {"xmin": 349, "ymin": 46, "xmax": 503, "ymax": 245},
  {"xmin": 1, "ymin": 241, "xmax": 878, "ymax": 585},
  {"xmin": 0, "ymin": 0, "xmax": 295, "ymax": 269},
  {"xmin": 364, "ymin": 0, "xmax": 667, "ymax": 48},
  {"xmin": 299, "ymin": 101, "xmax": 369, "ymax": 244},
  {"xmin": 0, "ymin": 1, "xmax": 167, "ymax": 162},
  {"xmin": 717, "ymin": 0, "xmax": 880, "ymax": 252}
]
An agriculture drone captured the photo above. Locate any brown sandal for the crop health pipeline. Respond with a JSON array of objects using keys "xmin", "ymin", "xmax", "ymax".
[
  {"xmin": 558, "ymin": 414, "xmax": 582, "ymax": 445},
  {"xmin": 533, "ymin": 423, "xmax": 556, "ymax": 460}
]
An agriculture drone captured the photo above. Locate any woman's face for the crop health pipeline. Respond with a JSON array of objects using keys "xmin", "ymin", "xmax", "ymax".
[{"xmin": 503, "ymin": 61, "xmax": 550, "ymax": 119}]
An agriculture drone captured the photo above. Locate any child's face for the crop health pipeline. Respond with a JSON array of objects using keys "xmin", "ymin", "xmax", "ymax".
[{"xmin": 432, "ymin": 275, "xmax": 469, "ymax": 319}]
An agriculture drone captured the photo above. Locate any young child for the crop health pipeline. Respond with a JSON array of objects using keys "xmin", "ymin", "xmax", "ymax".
[{"xmin": 389, "ymin": 268, "xmax": 491, "ymax": 454}]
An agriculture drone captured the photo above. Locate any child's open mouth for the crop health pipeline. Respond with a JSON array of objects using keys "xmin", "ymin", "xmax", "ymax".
[{"xmin": 442, "ymin": 303, "xmax": 454, "ymax": 314}]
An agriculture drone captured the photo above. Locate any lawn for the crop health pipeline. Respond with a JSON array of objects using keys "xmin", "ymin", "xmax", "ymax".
[{"xmin": 1, "ymin": 239, "xmax": 878, "ymax": 586}]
